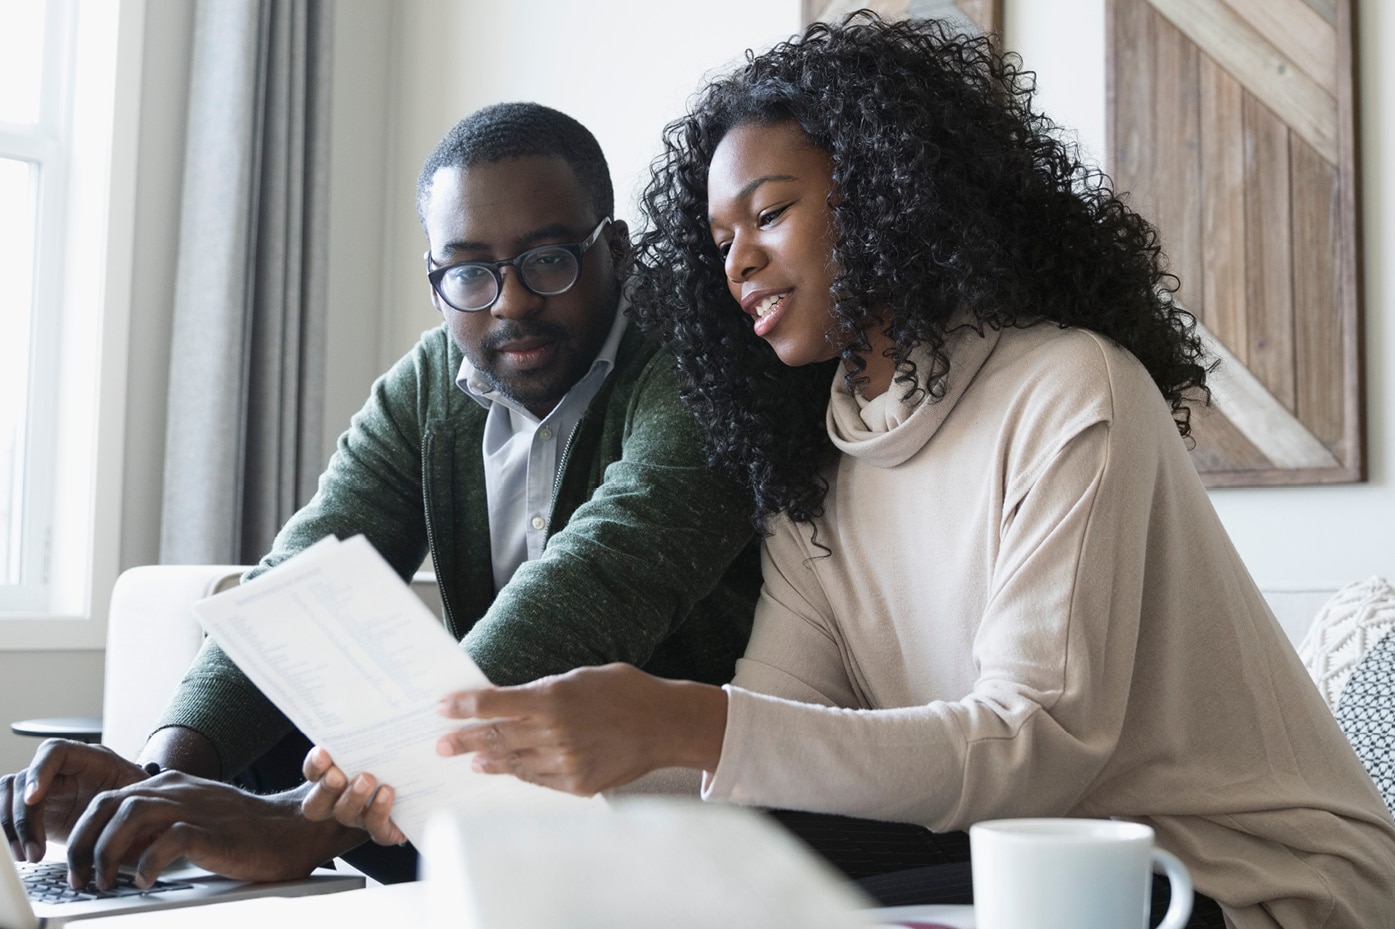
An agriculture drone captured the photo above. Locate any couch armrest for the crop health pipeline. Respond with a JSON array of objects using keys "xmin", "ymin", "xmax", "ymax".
[
  {"xmin": 101, "ymin": 565, "xmax": 248, "ymax": 760},
  {"xmin": 101, "ymin": 565, "xmax": 445, "ymax": 762}
]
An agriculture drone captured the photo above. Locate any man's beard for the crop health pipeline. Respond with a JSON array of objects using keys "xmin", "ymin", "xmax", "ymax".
[
  {"xmin": 472, "ymin": 317, "xmax": 577, "ymax": 408},
  {"xmin": 463, "ymin": 276, "xmax": 621, "ymax": 411}
]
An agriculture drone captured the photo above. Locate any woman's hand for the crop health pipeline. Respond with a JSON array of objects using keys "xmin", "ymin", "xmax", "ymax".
[
  {"xmin": 299, "ymin": 746, "xmax": 405, "ymax": 847},
  {"xmin": 438, "ymin": 663, "xmax": 727, "ymax": 796}
]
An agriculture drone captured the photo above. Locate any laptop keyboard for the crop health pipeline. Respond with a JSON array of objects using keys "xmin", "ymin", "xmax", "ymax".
[{"xmin": 19, "ymin": 860, "xmax": 193, "ymax": 905}]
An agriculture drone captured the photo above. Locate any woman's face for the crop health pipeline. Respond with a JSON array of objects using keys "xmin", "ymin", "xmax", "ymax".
[{"xmin": 706, "ymin": 120, "xmax": 842, "ymax": 368}]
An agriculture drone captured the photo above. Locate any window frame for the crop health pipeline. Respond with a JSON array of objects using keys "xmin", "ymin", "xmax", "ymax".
[
  {"xmin": 0, "ymin": 0, "xmax": 72, "ymax": 611},
  {"xmin": 0, "ymin": 0, "xmax": 144, "ymax": 648}
]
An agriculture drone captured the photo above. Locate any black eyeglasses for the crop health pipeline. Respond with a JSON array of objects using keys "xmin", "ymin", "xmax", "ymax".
[{"xmin": 425, "ymin": 217, "xmax": 611, "ymax": 312}]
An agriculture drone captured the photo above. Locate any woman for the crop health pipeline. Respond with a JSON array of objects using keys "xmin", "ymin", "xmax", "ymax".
[{"xmin": 305, "ymin": 17, "xmax": 1395, "ymax": 926}]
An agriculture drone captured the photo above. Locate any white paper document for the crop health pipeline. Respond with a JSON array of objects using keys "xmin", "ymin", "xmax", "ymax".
[{"xmin": 191, "ymin": 535, "xmax": 598, "ymax": 849}]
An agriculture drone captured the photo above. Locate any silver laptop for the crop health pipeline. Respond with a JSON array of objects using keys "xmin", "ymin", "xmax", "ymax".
[{"xmin": 1, "ymin": 855, "xmax": 364, "ymax": 928}]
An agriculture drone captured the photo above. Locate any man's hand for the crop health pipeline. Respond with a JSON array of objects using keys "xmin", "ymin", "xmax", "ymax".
[
  {"xmin": 436, "ymin": 663, "xmax": 727, "ymax": 796},
  {"xmin": 301, "ymin": 747, "xmax": 406, "ymax": 847},
  {"xmin": 1, "ymin": 740, "xmax": 147, "ymax": 863},
  {"xmin": 62, "ymin": 771, "xmax": 362, "ymax": 891}
]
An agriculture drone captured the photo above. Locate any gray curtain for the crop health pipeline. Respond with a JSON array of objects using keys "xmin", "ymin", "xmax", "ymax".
[{"xmin": 159, "ymin": 0, "xmax": 332, "ymax": 565}]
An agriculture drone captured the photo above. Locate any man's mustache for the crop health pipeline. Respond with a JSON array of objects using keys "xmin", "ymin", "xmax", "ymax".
[{"xmin": 480, "ymin": 321, "xmax": 570, "ymax": 356}]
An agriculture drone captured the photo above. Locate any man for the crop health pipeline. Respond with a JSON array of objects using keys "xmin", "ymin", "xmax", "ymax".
[{"xmin": 1, "ymin": 103, "xmax": 760, "ymax": 889}]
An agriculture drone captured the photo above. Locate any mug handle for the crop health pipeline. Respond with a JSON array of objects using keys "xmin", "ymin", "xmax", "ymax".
[{"xmin": 1151, "ymin": 849, "xmax": 1194, "ymax": 929}]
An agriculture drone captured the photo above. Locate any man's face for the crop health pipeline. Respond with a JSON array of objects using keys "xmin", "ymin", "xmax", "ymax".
[{"xmin": 422, "ymin": 156, "xmax": 626, "ymax": 418}]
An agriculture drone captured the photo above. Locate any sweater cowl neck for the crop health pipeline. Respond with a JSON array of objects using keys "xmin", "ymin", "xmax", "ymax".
[{"xmin": 827, "ymin": 321, "xmax": 1001, "ymax": 468}]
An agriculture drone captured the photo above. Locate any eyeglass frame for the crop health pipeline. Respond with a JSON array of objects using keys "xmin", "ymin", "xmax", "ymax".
[{"xmin": 424, "ymin": 217, "xmax": 613, "ymax": 313}]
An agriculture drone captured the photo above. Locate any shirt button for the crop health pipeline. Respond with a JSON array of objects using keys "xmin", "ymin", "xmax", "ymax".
[
  {"xmin": 538, "ymin": 426, "xmax": 553, "ymax": 441},
  {"xmin": 530, "ymin": 515, "xmax": 546, "ymax": 531}
]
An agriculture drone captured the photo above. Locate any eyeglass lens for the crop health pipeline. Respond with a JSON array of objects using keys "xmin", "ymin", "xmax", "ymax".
[{"xmin": 438, "ymin": 247, "xmax": 580, "ymax": 311}]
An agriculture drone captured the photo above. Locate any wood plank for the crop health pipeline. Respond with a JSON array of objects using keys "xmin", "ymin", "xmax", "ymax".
[
  {"xmin": 1151, "ymin": 9, "xmax": 1203, "ymax": 312},
  {"xmin": 1109, "ymin": 0, "xmax": 1361, "ymax": 486},
  {"xmin": 1108, "ymin": 0, "xmax": 1156, "ymax": 215},
  {"xmin": 1333, "ymin": 0, "xmax": 1364, "ymax": 479},
  {"xmin": 1197, "ymin": 320, "xmax": 1337, "ymax": 468},
  {"xmin": 1145, "ymin": 0, "xmax": 1338, "ymax": 163},
  {"xmin": 1242, "ymin": 93, "xmax": 1296, "ymax": 412},
  {"xmin": 954, "ymin": 0, "xmax": 1001, "ymax": 33},
  {"xmin": 1302, "ymin": 0, "xmax": 1337, "ymax": 26},
  {"xmin": 1188, "ymin": 404, "xmax": 1273, "ymax": 473},
  {"xmin": 1290, "ymin": 132, "xmax": 1344, "ymax": 452},
  {"xmin": 1221, "ymin": 0, "xmax": 1337, "ymax": 94},
  {"xmin": 1202, "ymin": 461, "xmax": 1355, "ymax": 486},
  {"xmin": 1198, "ymin": 56, "xmax": 1247, "ymax": 358}
]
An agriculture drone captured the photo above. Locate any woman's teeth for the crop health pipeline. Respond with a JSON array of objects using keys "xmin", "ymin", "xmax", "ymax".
[{"xmin": 755, "ymin": 293, "xmax": 787, "ymax": 318}]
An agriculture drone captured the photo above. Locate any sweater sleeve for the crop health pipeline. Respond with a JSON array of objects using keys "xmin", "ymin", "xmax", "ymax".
[
  {"xmin": 726, "ymin": 523, "xmax": 860, "ymax": 709},
  {"xmin": 152, "ymin": 334, "xmax": 439, "ymax": 778},
  {"xmin": 705, "ymin": 411, "xmax": 1157, "ymax": 830},
  {"xmin": 461, "ymin": 354, "xmax": 756, "ymax": 685}
]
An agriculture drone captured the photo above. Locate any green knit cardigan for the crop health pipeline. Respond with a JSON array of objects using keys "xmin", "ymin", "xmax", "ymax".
[{"xmin": 157, "ymin": 323, "xmax": 761, "ymax": 777}]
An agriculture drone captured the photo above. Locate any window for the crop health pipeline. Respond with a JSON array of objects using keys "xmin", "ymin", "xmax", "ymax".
[
  {"xmin": 0, "ymin": 0, "xmax": 72, "ymax": 608},
  {"xmin": 2, "ymin": 0, "xmax": 141, "ymax": 646}
]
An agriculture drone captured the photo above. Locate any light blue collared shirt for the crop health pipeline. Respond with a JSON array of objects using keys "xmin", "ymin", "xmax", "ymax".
[{"xmin": 455, "ymin": 306, "xmax": 629, "ymax": 594}]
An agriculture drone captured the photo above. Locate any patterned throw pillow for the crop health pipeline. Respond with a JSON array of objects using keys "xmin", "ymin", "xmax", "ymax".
[
  {"xmin": 1335, "ymin": 630, "xmax": 1395, "ymax": 819},
  {"xmin": 1297, "ymin": 576, "xmax": 1395, "ymax": 712}
]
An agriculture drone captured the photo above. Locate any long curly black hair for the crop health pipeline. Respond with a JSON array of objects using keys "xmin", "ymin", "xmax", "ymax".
[{"xmin": 630, "ymin": 13, "xmax": 1208, "ymax": 530}]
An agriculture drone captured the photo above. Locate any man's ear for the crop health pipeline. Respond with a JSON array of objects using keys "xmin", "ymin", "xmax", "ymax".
[
  {"xmin": 425, "ymin": 248, "xmax": 447, "ymax": 314},
  {"xmin": 607, "ymin": 219, "xmax": 633, "ymax": 274}
]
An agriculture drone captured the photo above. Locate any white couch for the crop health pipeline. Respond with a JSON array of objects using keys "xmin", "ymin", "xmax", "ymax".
[{"xmin": 100, "ymin": 564, "xmax": 444, "ymax": 761}]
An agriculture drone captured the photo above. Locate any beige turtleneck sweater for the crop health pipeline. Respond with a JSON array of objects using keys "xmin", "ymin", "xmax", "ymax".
[{"xmin": 703, "ymin": 323, "xmax": 1395, "ymax": 928}]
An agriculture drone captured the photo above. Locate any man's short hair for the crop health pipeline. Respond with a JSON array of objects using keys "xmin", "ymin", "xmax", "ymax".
[{"xmin": 417, "ymin": 102, "xmax": 615, "ymax": 226}]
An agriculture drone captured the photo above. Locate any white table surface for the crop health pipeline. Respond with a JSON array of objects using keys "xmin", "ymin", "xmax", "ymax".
[
  {"xmin": 72, "ymin": 881, "xmax": 977, "ymax": 928},
  {"xmin": 73, "ymin": 880, "xmax": 427, "ymax": 928}
]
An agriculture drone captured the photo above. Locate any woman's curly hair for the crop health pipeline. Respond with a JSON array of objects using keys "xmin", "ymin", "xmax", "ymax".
[{"xmin": 630, "ymin": 13, "xmax": 1208, "ymax": 530}]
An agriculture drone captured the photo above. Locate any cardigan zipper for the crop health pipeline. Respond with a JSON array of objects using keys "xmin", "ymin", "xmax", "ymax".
[
  {"xmin": 421, "ymin": 431, "xmax": 460, "ymax": 640},
  {"xmin": 546, "ymin": 410, "xmax": 591, "ymax": 544}
]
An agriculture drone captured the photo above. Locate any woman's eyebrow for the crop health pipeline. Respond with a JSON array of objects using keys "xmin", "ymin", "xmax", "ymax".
[{"xmin": 709, "ymin": 174, "xmax": 798, "ymax": 224}]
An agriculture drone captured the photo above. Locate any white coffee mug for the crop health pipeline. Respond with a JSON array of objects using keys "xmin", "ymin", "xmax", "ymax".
[{"xmin": 969, "ymin": 818, "xmax": 1192, "ymax": 929}]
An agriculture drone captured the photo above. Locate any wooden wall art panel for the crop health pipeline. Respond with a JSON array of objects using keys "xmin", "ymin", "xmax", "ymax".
[{"xmin": 1108, "ymin": 0, "xmax": 1364, "ymax": 485}]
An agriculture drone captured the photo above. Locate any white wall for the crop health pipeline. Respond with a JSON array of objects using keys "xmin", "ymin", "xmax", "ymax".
[
  {"xmin": 1009, "ymin": 1, "xmax": 1395, "ymax": 591},
  {"xmin": 118, "ymin": 0, "xmax": 194, "ymax": 573},
  {"xmin": 376, "ymin": 0, "xmax": 803, "ymax": 365}
]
